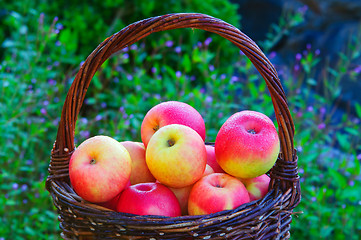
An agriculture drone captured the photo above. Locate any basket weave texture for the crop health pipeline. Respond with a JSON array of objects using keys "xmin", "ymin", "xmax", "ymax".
[{"xmin": 46, "ymin": 13, "xmax": 301, "ymax": 240}]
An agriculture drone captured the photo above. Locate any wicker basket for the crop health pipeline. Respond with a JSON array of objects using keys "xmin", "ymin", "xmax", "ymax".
[{"xmin": 46, "ymin": 13, "xmax": 301, "ymax": 239}]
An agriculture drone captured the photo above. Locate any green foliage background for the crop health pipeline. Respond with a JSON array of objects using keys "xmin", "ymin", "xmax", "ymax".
[{"xmin": 1, "ymin": 0, "xmax": 360, "ymax": 239}]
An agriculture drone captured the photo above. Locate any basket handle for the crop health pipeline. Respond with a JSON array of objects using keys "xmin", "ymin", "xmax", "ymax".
[{"xmin": 50, "ymin": 13, "xmax": 297, "ymax": 190}]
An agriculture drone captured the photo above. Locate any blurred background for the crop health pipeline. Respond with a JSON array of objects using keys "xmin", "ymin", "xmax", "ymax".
[{"xmin": 0, "ymin": 0, "xmax": 360, "ymax": 239}]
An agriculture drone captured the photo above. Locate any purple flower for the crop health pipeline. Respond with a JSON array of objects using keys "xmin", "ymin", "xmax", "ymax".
[
  {"xmin": 119, "ymin": 106, "xmax": 125, "ymax": 113},
  {"xmin": 130, "ymin": 44, "xmax": 137, "ymax": 50},
  {"xmin": 175, "ymin": 71, "xmax": 182, "ymax": 78},
  {"xmin": 315, "ymin": 49, "xmax": 321, "ymax": 56},
  {"xmin": 200, "ymin": 88, "xmax": 206, "ymax": 94},
  {"xmin": 297, "ymin": 145, "xmax": 303, "ymax": 152},
  {"xmin": 299, "ymin": 168, "xmax": 304, "ymax": 174},
  {"xmin": 197, "ymin": 41, "xmax": 202, "ymax": 48},
  {"xmin": 165, "ymin": 40, "xmax": 174, "ymax": 47},
  {"xmin": 174, "ymin": 46, "xmax": 181, "ymax": 53},
  {"xmin": 357, "ymin": 154, "xmax": 361, "ymax": 160},
  {"xmin": 218, "ymin": 112, "xmax": 223, "ymax": 118},
  {"xmin": 190, "ymin": 76, "xmax": 196, "ymax": 81},
  {"xmin": 113, "ymin": 77, "xmax": 119, "ymax": 83},
  {"xmin": 230, "ymin": 76, "xmax": 239, "ymax": 83},
  {"xmin": 55, "ymin": 23, "xmax": 64, "ymax": 30},
  {"xmin": 297, "ymin": 5, "xmax": 308, "ymax": 14},
  {"xmin": 43, "ymin": 100, "xmax": 49, "ymax": 106},
  {"xmin": 26, "ymin": 159, "xmax": 33, "ymax": 165},
  {"xmin": 124, "ymin": 119, "xmax": 130, "ymax": 126},
  {"xmin": 122, "ymin": 47, "xmax": 129, "ymax": 52},
  {"xmin": 269, "ymin": 51, "xmax": 276, "ymax": 59},
  {"xmin": 317, "ymin": 123, "xmax": 326, "ymax": 129},
  {"xmin": 294, "ymin": 64, "xmax": 300, "ymax": 72},
  {"xmin": 205, "ymin": 96, "xmax": 213, "ymax": 103},
  {"xmin": 306, "ymin": 43, "xmax": 312, "ymax": 50},
  {"xmin": 55, "ymin": 40, "xmax": 61, "ymax": 46},
  {"xmin": 151, "ymin": 67, "xmax": 157, "ymax": 74},
  {"xmin": 129, "ymin": 114, "xmax": 134, "ymax": 119},
  {"xmin": 353, "ymin": 65, "xmax": 361, "ymax": 74},
  {"xmin": 311, "ymin": 197, "xmax": 317, "ymax": 202},
  {"xmin": 101, "ymin": 102, "xmax": 107, "ymax": 108},
  {"xmin": 23, "ymin": 199, "xmax": 28, "ymax": 204},
  {"xmin": 220, "ymin": 74, "xmax": 226, "ymax": 80},
  {"xmin": 79, "ymin": 61, "xmax": 85, "ymax": 67},
  {"xmin": 126, "ymin": 74, "xmax": 133, "ymax": 80},
  {"xmin": 209, "ymin": 65, "xmax": 215, "ymax": 71},
  {"xmin": 295, "ymin": 53, "xmax": 302, "ymax": 61},
  {"xmin": 204, "ymin": 37, "xmax": 212, "ymax": 46},
  {"xmin": 21, "ymin": 184, "xmax": 28, "ymax": 191},
  {"xmin": 40, "ymin": 108, "xmax": 47, "ymax": 115},
  {"xmin": 31, "ymin": 78, "xmax": 37, "ymax": 84},
  {"xmin": 53, "ymin": 16, "xmax": 59, "ymax": 23},
  {"xmin": 348, "ymin": 180, "xmax": 355, "ymax": 186},
  {"xmin": 307, "ymin": 106, "xmax": 314, "ymax": 112},
  {"xmin": 80, "ymin": 130, "xmax": 90, "ymax": 139},
  {"xmin": 123, "ymin": 53, "xmax": 129, "ymax": 59},
  {"xmin": 54, "ymin": 61, "xmax": 60, "ymax": 67},
  {"xmin": 48, "ymin": 79, "xmax": 56, "ymax": 85},
  {"xmin": 39, "ymin": 13, "xmax": 44, "ymax": 25},
  {"xmin": 95, "ymin": 115, "xmax": 102, "ymax": 121},
  {"xmin": 12, "ymin": 183, "xmax": 19, "ymax": 189}
]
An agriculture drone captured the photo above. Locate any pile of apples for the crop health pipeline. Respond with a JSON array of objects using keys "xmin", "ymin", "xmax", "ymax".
[{"xmin": 69, "ymin": 101, "xmax": 280, "ymax": 217}]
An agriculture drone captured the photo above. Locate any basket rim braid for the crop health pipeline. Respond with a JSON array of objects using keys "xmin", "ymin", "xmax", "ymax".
[{"xmin": 46, "ymin": 13, "xmax": 301, "ymax": 240}]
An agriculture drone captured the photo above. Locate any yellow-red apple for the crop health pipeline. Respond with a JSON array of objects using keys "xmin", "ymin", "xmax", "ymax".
[
  {"xmin": 241, "ymin": 174, "xmax": 270, "ymax": 201},
  {"xmin": 188, "ymin": 173, "xmax": 250, "ymax": 215},
  {"xmin": 120, "ymin": 141, "xmax": 156, "ymax": 185},
  {"xmin": 69, "ymin": 135, "xmax": 131, "ymax": 203},
  {"xmin": 168, "ymin": 164, "xmax": 214, "ymax": 215},
  {"xmin": 116, "ymin": 182, "xmax": 181, "ymax": 217},
  {"xmin": 146, "ymin": 124, "xmax": 206, "ymax": 188},
  {"xmin": 215, "ymin": 110, "xmax": 280, "ymax": 179},
  {"xmin": 205, "ymin": 145, "xmax": 225, "ymax": 173},
  {"xmin": 141, "ymin": 101, "xmax": 206, "ymax": 147}
]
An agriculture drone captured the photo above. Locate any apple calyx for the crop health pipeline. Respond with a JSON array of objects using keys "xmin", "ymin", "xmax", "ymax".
[
  {"xmin": 167, "ymin": 138, "xmax": 175, "ymax": 147},
  {"xmin": 90, "ymin": 159, "xmax": 96, "ymax": 165},
  {"xmin": 247, "ymin": 129, "xmax": 256, "ymax": 134}
]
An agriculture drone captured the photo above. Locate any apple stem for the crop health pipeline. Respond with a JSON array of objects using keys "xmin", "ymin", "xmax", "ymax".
[
  {"xmin": 153, "ymin": 125, "xmax": 159, "ymax": 132},
  {"xmin": 90, "ymin": 159, "xmax": 96, "ymax": 165},
  {"xmin": 167, "ymin": 139, "xmax": 175, "ymax": 147}
]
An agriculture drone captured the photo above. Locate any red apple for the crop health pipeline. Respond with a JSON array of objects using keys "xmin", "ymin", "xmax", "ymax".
[
  {"xmin": 120, "ymin": 141, "xmax": 156, "ymax": 185},
  {"xmin": 116, "ymin": 182, "xmax": 181, "ymax": 217},
  {"xmin": 205, "ymin": 145, "xmax": 225, "ymax": 173},
  {"xmin": 188, "ymin": 173, "xmax": 250, "ymax": 215},
  {"xmin": 215, "ymin": 110, "xmax": 280, "ymax": 179},
  {"xmin": 146, "ymin": 124, "xmax": 206, "ymax": 188},
  {"xmin": 98, "ymin": 180, "xmax": 131, "ymax": 211},
  {"xmin": 241, "ymin": 174, "xmax": 270, "ymax": 201},
  {"xmin": 168, "ymin": 164, "xmax": 214, "ymax": 215},
  {"xmin": 69, "ymin": 135, "xmax": 131, "ymax": 203},
  {"xmin": 141, "ymin": 101, "xmax": 206, "ymax": 147}
]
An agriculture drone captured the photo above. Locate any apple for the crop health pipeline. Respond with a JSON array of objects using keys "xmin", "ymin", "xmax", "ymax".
[
  {"xmin": 240, "ymin": 174, "xmax": 270, "ymax": 201},
  {"xmin": 116, "ymin": 182, "xmax": 181, "ymax": 217},
  {"xmin": 188, "ymin": 173, "xmax": 250, "ymax": 215},
  {"xmin": 69, "ymin": 135, "xmax": 131, "ymax": 203},
  {"xmin": 98, "ymin": 180, "xmax": 131, "ymax": 211},
  {"xmin": 146, "ymin": 124, "xmax": 207, "ymax": 188},
  {"xmin": 215, "ymin": 110, "xmax": 280, "ymax": 179},
  {"xmin": 205, "ymin": 145, "xmax": 225, "ymax": 173},
  {"xmin": 120, "ymin": 141, "xmax": 156, "ymax": 185},
  {"xmin": 141, "ymin": 101, "xmax": 206, "ymax": 147},
  {"xmin": 168, "ymin": 164, "xmax": 214, "ymax": 215}
]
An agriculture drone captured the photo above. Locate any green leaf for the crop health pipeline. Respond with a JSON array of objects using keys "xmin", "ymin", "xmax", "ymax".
[{"xmin": 355, "ymin": 103, "xmax": 361, "ymax": 119}]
